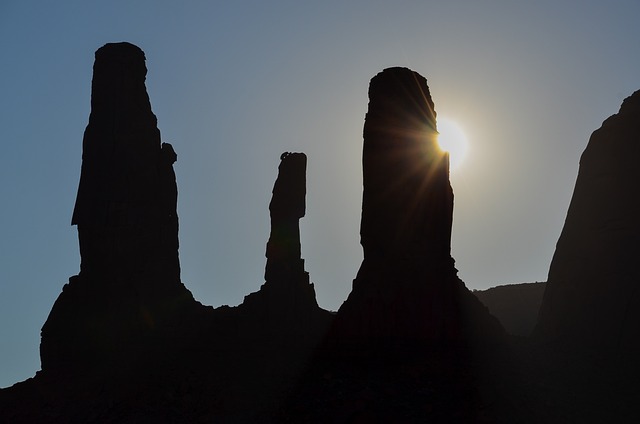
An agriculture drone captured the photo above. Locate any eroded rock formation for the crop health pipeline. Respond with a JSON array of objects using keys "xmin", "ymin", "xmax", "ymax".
[
  {"xmin": 241, "ymin": 152, "xmax": 331, "ymax": 337},
  {"xmin": 7, "ymin": 45, "xmax": 639, "ymax": 422},
  {"xmin": 71, "ymin": 42, "xmax": 180, "ymax": 281},
  {"xmin": 535, "ymin": 90, "xmax": 640, "ymax": 352},
  {"xmin": 40, "ymin": 42, "xmax": 196, "ymax": 372},
  {"xmin": 332, "ymin": 67, "xmax": 504, "ymax": 345},
  {"xmin": 265, "ymin": 152, "xmax": 308, "ymax": 285}
]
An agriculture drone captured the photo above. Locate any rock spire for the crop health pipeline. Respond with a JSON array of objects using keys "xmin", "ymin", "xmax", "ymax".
[
  {"xmin": 333, "ymin": 67, "xmax": 503, "ymax": 344},
  {"xmin": 71, "ymin": 41, "xmax": 180, "ymax": 282},
  {"xmin": 264, "ymin": 152, "xmax": 308, "ymax": 285},
  {"xmin": 40, "ymin": 42, "xmax": 193, "ymax": 372},
  {"xmin": 240, "ymin": 152, "xmax": 330, "ymax": 337}
]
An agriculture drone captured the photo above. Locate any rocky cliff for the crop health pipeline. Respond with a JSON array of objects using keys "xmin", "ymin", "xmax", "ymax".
[{"xmin": 535, "ymin": 91, "xmax": 640, "ymax": 353}]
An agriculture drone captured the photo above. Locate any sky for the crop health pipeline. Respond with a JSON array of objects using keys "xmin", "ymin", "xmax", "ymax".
[{"xmin": 2, "ymin": 0, "xmax": 640, "ymax": 388}]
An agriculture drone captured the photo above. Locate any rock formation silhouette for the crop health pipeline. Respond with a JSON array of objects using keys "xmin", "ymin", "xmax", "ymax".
[
  {"xmin": 331, "ymin": 67, "xmax": 504, "ymax": 346},
  {"xmin": 281, "ymin": 69, "xmax": 507, "ymax": 423},
  {"xmin": 240, "ymin": 152, "xmax": 332, "ymax": 338},
  {"xmin": 535, "ymin": 90, "xmax": 640, "ymax": 353},
  {"xmin": 71, "ymin": 42, "xmax": 180, "ymax": 280},
  {"xmin": 265, "ymin": 152, "xmax": 307, "ymax": 284},
  {"xmin": 40, "ymin": 42, "xmax": 198, "ymax": 373},
  {"xmin": 1, "ymin": 44, "xmax": 335, "ymax": 422},
  {"xmin": 10, "ymin": 43, "xmax": 640, "ymax": 422},
  {"xmin": 474, "ymin": 282, "xmax": 546, "ymax": 336}
]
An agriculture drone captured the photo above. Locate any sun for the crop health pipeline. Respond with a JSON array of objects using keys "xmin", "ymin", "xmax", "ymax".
[{"xmin": 436, "ymin": 117, "xmax": 469, "ymax": 171}]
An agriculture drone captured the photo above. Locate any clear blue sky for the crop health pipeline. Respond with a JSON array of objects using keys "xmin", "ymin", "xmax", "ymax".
[{"xmin": 2, "ymin": 1, "xmax": 639, "ymax": 387}]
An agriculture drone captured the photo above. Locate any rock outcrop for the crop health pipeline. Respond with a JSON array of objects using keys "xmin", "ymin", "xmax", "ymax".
[
  {"xmin": 12, "ymin": 44, "xmax": 333, "ymax": 421},
  {"xmin": 7, "ymin": 45, "xmax": 640, "ymax": 422},
  {"xmin": 264, "ymin": 152, "xmax": 309, "ymax": 285},
  {"xmin": 332, "ymin": 67, "xmax": 504, "ymax": 346},
  {"xmin": 40, "ymin": 42, "xmax": 197, "ymax": 373},
  {"xmin": 474, "ymin": 282, "xmax": 547, "ymax": 337},
  {"xmin": 535, "ymin": 90, "xmax": 640, "ymax": 352},
  {"xmin": 240, "ymin": 152, "xmax": 332, "ymax": 338},
  {"xmin": 72, "ymin": 43, "xmax": 180, "ymax": 281}
]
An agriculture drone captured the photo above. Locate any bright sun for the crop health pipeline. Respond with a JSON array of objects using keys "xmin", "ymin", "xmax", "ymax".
[{"xmin": 436, "ymin": 118, "xmax": 469, "ymax": 171}]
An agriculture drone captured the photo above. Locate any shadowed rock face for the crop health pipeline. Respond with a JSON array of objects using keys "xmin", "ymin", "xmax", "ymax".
[
  {"xmin": 40, "ymin": 43, "xmax": 194, "ymax": 372},
  {"xmin": 333, "ymin": 67, "xmax": 503, "ymax": 344},
  {"xmin": 535, "ymin": 90, "xmax": 640, "ymax": 352}
]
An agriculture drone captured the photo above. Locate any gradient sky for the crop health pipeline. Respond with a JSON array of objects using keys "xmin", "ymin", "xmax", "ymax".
[{"xmin": 2, "ymin": 1, "xmax": 639, "ymax": 388}]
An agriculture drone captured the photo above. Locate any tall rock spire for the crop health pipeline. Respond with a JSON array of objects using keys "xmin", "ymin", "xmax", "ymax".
[
  {"xmin": 40, "ymin": 43, "xmax": 193, "ymax": 372},
  {"xmin": 535, "ymin": 90, "xmax": 640, "ymax": 352},
  {"xmin": 72, "ymin": 42, "xmax": 180, "ymax": 282},
  {"xmin": 264, "ymin": 152, "xmax": 308, "ymax": 285},
  {"xmin": 333, "ymin": 67, "xmax": 503, "ymax": 344},
  {"xmin": 240, "ymin": 152, "xmax": 332, "ymax": 337},
  {"xmin": 359, "ymin": 67, "xmax": 452, "ymax": 271}
]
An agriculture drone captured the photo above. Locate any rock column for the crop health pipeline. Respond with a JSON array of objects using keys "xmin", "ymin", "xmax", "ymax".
[
  {"xmin": 264, "ymin": 152, "xmax": 308, "ymax": 286},
  {"xmin": 333, "ymin": 67, "xmax": 503, "ymax": 345},
  {"xmin": 40, "ymin": 43, "xmax": 192, "ymax": 372},
  {"xmin": 71, "ymin": 42, "xmax": 180, "ymax": 283},
  {"xmin": 240, "ymin": 152, "xmax": 333, "ymax": 338}
]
